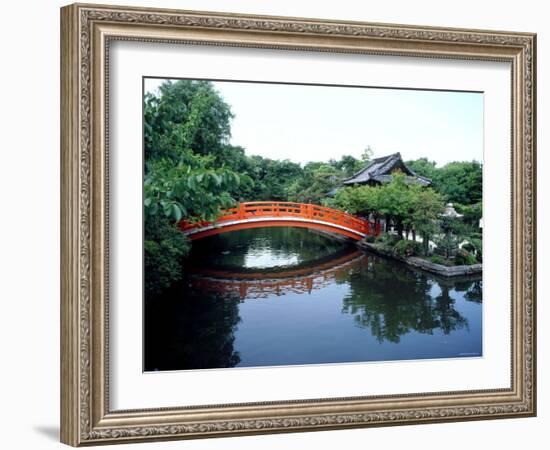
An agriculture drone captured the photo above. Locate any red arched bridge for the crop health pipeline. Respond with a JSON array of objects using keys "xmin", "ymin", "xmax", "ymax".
[{"xmin": 179, "ymin": 202, "xmax": 380, "ymax": 241}]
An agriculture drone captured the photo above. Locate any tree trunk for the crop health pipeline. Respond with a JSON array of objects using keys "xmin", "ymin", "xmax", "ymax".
[
  {"xmin": 422, "ymin": 233, "xmax": 429, "ymax": 256},
  {"xmin": 396, "ymin": 220, "xmax": 404, "ymax": 240}
]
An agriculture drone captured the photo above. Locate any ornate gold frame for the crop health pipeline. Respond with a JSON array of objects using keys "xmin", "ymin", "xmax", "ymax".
[{"xmin": 60, "ymin": 3, "xmax": 537, "ymax": 446}]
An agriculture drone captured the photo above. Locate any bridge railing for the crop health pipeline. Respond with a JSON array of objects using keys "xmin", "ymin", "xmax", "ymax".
[{"xmin": 180, "ymin": 201, "xmax": 378, "ymax": 236}]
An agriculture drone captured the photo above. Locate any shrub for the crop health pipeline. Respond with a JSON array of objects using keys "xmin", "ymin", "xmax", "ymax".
[
  {"xmin": 430, "ymin": 255, "xmax": 453, "ymax": 266},
  {"xmin": 376, "ymin": 233, "xmax": 400, "ymax": 246},
  {"xmin": 470, "ymin": 238, "xmax": 483, "ymax": 262},
  {"xmin": 375, "ymin": 234, "xmax": 385, "ymax": 243},
  {"xmin": 364, "ymin": 235, "xmax": 376, "ymax": 244},
  {"xmin": 144, "ymin": 214, "xmax": 191, "ymax": 297},
  {"xmin": 455, "ymin": 248, "xmax": 477, "ymax": 266},
  {"xmin": 392, "ymin": 239, "xmax": 422, "ymax": 258},
  {"xmin": 434, "ymin": 232, "xmax": 460, "ymax": 259}
]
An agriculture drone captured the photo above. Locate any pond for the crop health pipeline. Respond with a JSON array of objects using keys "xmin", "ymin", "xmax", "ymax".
[{"xmin": 144, "ymin": 227, "xmax": 482, "ymax": 371}]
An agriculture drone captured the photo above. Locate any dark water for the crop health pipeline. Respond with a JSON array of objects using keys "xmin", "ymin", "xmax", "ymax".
[{"xmin": 144, "ymin": 227, "xmax": 482, "ymax": 371}]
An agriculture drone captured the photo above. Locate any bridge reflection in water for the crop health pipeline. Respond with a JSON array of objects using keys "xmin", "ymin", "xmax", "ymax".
[
  {"xmin": 144, "ymin": 227, "xmax": 482, "ymax": 372},
  {"xmin": 190, "ymin": 250, "xmax": 366, "ymax": 299}
]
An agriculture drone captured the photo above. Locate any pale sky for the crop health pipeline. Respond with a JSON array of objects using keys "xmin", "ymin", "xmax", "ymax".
[{"xmin": 145, "ymin": 78, "xmax": 483, "ymax": 167}]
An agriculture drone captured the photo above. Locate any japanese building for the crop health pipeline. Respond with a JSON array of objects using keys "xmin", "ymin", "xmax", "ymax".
[{"xmin": 342, "ymin": 152, "xmax": 432, "ymax": 187}]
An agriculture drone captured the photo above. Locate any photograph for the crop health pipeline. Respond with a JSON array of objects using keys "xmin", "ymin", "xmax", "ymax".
[{"xmin": 143, "ymin": 78, "xmax": 484, "ymax": 372}]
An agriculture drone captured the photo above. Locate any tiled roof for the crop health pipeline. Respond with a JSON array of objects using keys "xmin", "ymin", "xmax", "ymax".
[{"xmin": 342, "ymin": 152, "xmax": 431, "ymax": 186}]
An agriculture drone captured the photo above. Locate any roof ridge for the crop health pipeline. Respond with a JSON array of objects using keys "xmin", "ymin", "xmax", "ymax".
[
  {"xmin": 374, "ymin": 153, "xmax": 401, "ymax": 175},
  {"xmin": 343, "ymin": 153, "xmax": 396, "ymax": 182},
  {"xmin": 341, "ymin": 152, "xmax": 432, "ymax": 186}
]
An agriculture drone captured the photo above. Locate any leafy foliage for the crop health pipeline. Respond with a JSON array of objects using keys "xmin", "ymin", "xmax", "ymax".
[
  {"xmin": 144, "ymin": 80, "xmax": 253, "ymax": 294},
  {"xmin": 145, "ymin": 80, "xmax": 232, "ymax": 163},
  {"xmin": 287, "ymin": 163, "xmax": 344, "ymax": 204},
  {"xmin": 455, "ymin": 248, "xmax": 478, "ymax": 266},
  {"xmin": 333, "ymin": 184, "xmax": 381, "ymax": 216},
  {"xmin": 407, "ymin": 158, "xmax": 482, "ymax": 205},
  {"xmin": 245, "ymin": 157, "xmax": 303, "ymax": 201},
  {"xmin": 392, "ymin": 239, "xmax": 422, "ymax": 258},
  {"xmin": 455, "ymin": 202, "xmax": 483, "ymax": 228},
  {"xmin": 430, "ymin": 255, "xmax": 454, "ymax": 266},
  {"xmin": 410, "ymin": 186, "xmax": 445, "ymax": 255},
  {"xmin": 144, "ymin": 214, "xmax": 191, "ymax": 297},
  {"xmin": 433, "ymin": 216, "xmax": 465, "ymax": 259},
  {"xmin": 462, "ymin": 238, "xmax": 483, "ymax": 262},
  {"xmin": 144, "ymin": 159, "xmax": 250, "ymax": 223},
  {"xmin": 334, "ymin": 172, "xmax": 444, "ymax": 251}
]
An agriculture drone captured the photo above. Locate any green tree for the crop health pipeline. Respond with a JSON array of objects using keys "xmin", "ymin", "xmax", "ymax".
[
  {"xmin": 361, "ymin": 145, "xmax": 374, "ymax": 165},
  {"xmin": 410, "ymin": 186, "xmax": 445, "ymax": 255},
  {"xmin": 406, "ymin": 159, "xmax": 482, "ymax": 206},
  {"xmin": 455, "ymin": 202, "xmax": 483, "ymax": 229},
  {"xmin": 405, "ymin": 157, "xmax": 438, "ymax": 181},
  {"xmin": 435, "ymin": 215, "xmax": 466, "ymax": 259},
  {"xmin": 145, "ymin": 80, "xmax": 232, "ymax": 164},
  {"xmin": 376, "ymin": 172, "xmax": 415, "ymax": 239},
  {"xmin": 288, "ymin": 163, "xmax": 343, "ymax": 204},
  {"xmin": 435, "ymin": 161, "xmax": 482, "ymax": 205},
  {"xmin": 334, "ymin": 172, "xmax": 444, "ymax": 249},
  {"xmin": 333, "ymin": 184, "xmax": 381, "ymax": 219},
  {"xmin": 144, "ymin": 214, "xmax": 190, "ymax": 297},
  {"xmin": 328, "ymin": 154, "xmax": 362, "ymax": 177},
  {"xmin": 144, "ymin": 80, "xmax": 252, "ymax": 224},
  {"xmin": 144, "ymin": 80, "xmax": 252, "ymax": 295}
]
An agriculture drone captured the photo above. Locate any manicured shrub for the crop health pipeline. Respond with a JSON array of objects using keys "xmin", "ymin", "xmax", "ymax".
[
  {"xmin": 377, "ymin": 233, "xmax": 400, "ymax": 246},
  {"xmin": 455, "ymin": 248, "xmax": 477, "ymax": 266},
  {"xmin": 430, "ymin": 255, "xmax": 453, "ymax": 266},
  {"xmin": 364, "ymin": 235, "xmax": 376, "ymax": 243},
  {"xmin": 392, "ymin": 239, "xmax": 422, "ymax": 257},
  {"xmin": 469, "ymin": 238, "xmax": 483, "ymax": 262}
]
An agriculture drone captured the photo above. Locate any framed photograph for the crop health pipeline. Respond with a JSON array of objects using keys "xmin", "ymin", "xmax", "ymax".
[{"xmin": 60, "ymin": 3, "xmax": 536, "ymax": 446}]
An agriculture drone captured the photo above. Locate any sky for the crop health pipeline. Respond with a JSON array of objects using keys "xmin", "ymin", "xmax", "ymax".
[{"xmin": 145, "ymin": 78, "xmax": 483, "ymax": 167}]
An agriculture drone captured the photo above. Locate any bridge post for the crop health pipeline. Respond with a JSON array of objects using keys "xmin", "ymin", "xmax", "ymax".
[
  {"xmin": 238, "ymin": 203, "xmax": 245, "ymax": 220},
  {"xmin": 305, "ymin": 204, "xmax": 312, "ymax": 219},
  {"xmin": 239, "ymin": 283, "xmax": 247, "ymax": 300}
]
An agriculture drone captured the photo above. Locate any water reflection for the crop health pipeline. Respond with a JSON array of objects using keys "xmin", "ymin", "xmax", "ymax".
[
  {"xmin": 188, "ymin": 227, "xmax": 354, "ymax": 272},
  {"xmin": 190, "ymin": 249, "xmax": 364, "ymax": 299},
  {"xmin": 340, "ymin": 258, "xmax": 475, "ymax": 343},
  {"xmin": 144, "ymin": 227, "xmax": 482, "ymax": 371},
  {"xmin": 144, "ymin": 287, "xmax": 242, "ymax": 371}
]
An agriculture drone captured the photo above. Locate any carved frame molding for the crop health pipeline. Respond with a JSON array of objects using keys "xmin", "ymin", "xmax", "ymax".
[{"xmin": 60, "ymin": 3, "xmax": 536, "ymax": 446}]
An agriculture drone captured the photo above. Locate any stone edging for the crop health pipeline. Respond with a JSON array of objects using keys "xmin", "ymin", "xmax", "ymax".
[{"xmin": 357, "ymin": 241, "xmax": 482, "ymax": 277}]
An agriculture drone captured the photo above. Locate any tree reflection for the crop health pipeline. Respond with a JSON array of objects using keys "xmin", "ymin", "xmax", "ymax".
[
  {"xmin": 145, "ymin": 228, "xmax": 355, "ymax": 371},
  {"xmin": 144, "ymin": 283, "xmax": 242, "ymax": 371},
  {"xmin": 435, "ymin": 276, "xmax": 482, "ymax": 304},
  {"xmin": 341, "ymin": 256, "xmax": 474, "ymax": 343},
  {"xmin": 144, "ymin": 227, "xmax": 482, "ymax": 371}
]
